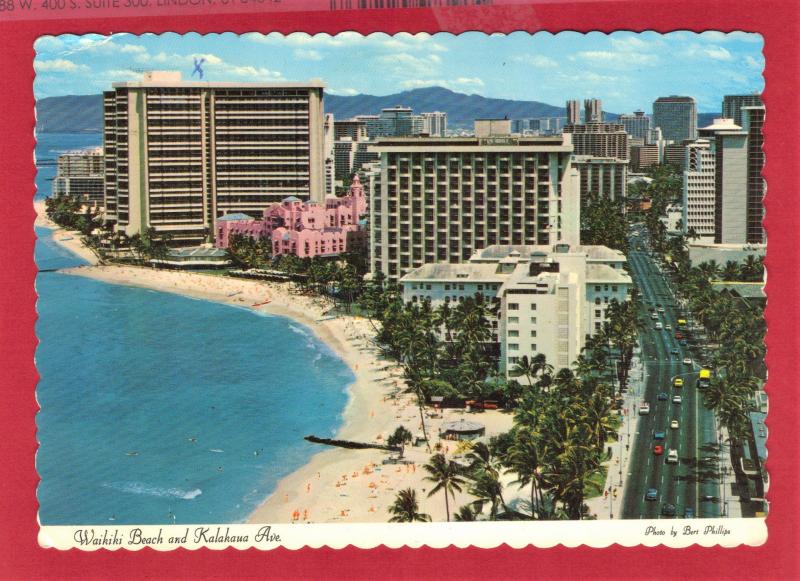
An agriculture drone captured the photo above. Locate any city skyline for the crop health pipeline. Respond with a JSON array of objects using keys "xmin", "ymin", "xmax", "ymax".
[{"xmin": 34, "ymin": 31, "xmax": 763, "ymax": 113}]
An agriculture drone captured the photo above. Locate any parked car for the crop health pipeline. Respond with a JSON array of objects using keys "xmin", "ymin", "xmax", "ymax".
[
  {"xmin": 639, "ymin": 402, "xmax": 651, "ymax": 415},
  {"xmin": 646, "ymin": 488, "xmax": 658, "ymax": 501}
]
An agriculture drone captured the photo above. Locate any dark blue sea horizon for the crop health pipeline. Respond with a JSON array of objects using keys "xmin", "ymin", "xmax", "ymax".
[{"xmin": 35, "ymin": 133, "xmax": 353, "ymax": 525}]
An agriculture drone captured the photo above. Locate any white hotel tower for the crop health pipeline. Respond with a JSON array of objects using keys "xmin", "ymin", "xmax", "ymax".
[
  {"xmin": 103, "ymin": 71, "xmax": 326, "ymax": 245},
  {"xmin": 401, "ymin": 244, "xmax": 631, "ymax": 375},
  {"xmin": 369, "ymin": 122, "xmax": 581, "ymax": 281}
]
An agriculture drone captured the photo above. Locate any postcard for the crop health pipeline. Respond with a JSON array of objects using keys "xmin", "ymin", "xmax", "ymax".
[
  {"xmin": 2, "ymin": 0, "xmax": 800, "ymax": 576},
  {"xmin": 28, "ymin": 29, "xmax": 772, "ymax": 553}
]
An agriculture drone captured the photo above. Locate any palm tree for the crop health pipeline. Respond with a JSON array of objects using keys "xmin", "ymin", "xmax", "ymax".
[
  {"xmin": 388, "ymin": 488, "xmax": 431, "ymax": 523},
  {"xmin": 506, "ymin": 427, "xmax": 546, "ymax": 519},
  {"xmin": 453, "ymin": 504, "xmax": 477, "ymax": 521},
  {"xmin": 510, "ymin": 353, "xmax": 550, "ymax": 388},
  {"xmin": 387, "ymin": 425, "xmax": 413, "ymax": 458},
  {"xmin": 423, "ymin": 453, "xmax": 467, "ymax": 522},
  {"xmin": 468, "ymin": 471, "xmax": 506, "ymax": 520}
]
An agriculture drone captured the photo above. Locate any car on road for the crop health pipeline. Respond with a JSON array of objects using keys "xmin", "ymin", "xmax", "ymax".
[
  {"xmin": 683, "ymin": 357, "xmax": 693, "ymax": 366},
  {"xmin": 655, "ymin": 322, "xmax": 663, "ymax": 330},
  {"xmin": 657, "ymin": 307, "xmax": 665, "ymax": 313},
  {"xmin": 639, "ymin": 402, "xmax": 651, "ymax": 415},
  {"xmin": 684, "ymin": 507, "xmax": 695, "ymax": 518},
  {"xmin": 672, "ymin": 394, "xmax": 682, "ymax": 404},
  {"xmin": 654, "ymin": 430, "xmax": 666, "ymax": 440},
  {"xmin": 666, "ymin": 449, "xmax": 679, "ymax": 464},
  {"xmin": 665, "ymin": 324, "xmax": 672, "ymax": 330},
  {"xmin": 646, "ymin": 488, "xmax": 658, "ymax": 501},
  {"xmin": 675, "ymin": 332, "xmax": 683, "ymax": 339},
  {"xmin": 653, "ymin": 445, "xmax": 664, "ymax": 455},
  {"xmin": 661, "ymin": 503, "xmax": 677, "ymax": 517},
  {"xmin": 679, "ymin": 339, "xmax": 688, "ymax": 346},
  {"xmin": 670, "ymin": 348, "xmax": 680, "ymax": 356},
  {"xmin": 657, "ymin": 392, "xmax": 668, "ymax": 401},
  {"xmin": 650, "ymin": 313, "xmax": 659, "ymax": 320},
  {"xmin": 670, "ymin": 419, "xmax": 679, "ymax": 429},
  {"xmin": 673, "ymin": 377, "xmax": 684, "ymax": 388}
]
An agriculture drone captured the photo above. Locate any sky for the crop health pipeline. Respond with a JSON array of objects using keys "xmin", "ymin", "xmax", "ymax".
[{"xmin": 33, "ymin": 31, "xmax": 764, "ymax": 113}]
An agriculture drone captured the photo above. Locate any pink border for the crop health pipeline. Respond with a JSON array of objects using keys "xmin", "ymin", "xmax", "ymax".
[{"xmin": 1, "ymin": 2, "xmax": 797, "ymax": 578}]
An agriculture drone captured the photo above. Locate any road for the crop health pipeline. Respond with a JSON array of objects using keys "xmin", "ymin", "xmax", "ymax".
[{"xmin": 621, "ymin": 238, "xmax": 722, "ymax": 520}]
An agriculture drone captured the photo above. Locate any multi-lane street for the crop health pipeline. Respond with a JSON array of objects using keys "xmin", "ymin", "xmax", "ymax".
[{"xmin": 622, "ymin": 234, "xmax": 721, "ymax": 519}]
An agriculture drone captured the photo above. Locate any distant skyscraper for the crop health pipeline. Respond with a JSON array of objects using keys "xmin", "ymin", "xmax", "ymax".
[
  {"xmin": 563, "ymin": 123, "xmax": 629, "ymax": 160},
  {"xmin": 421, "ymin": 111, "xmax": 447, "ymax": 137},
  {"xmin": 742, "ymin": 105, "xmax": 765, "ymax": 243},
  {"xmin": 52, "ymin": 147, "xmax": 105, "ymax": 204},
  {"xmin": 324, "ymin": 113, "xmax": 335, "ymax": 196},
  {"xmin": 619, "ymin": 111, "xmax": 652, "ymax": 141},
  {"xmin": 584, "ymin": 98, "xmax": 603, "ymax": 123},
  {"xmin": 566, "ymin": 100, "xmax": 581, "ymax": 125},
  {"xmin": 722, "ymin": 94, "xmax": 763, "ymax": 128},
  {"xmin": 653, "ymin": 96, "xmax": 698, "ymax": 142}
]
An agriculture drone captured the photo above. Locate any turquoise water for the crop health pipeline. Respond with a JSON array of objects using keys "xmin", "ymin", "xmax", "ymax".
[{"xmin": 35, "ymin": 134, "xmax": 353, "ymax": 525}]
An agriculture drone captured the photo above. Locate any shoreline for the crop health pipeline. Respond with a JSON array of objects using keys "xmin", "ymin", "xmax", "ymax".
[
  {"xmin": 34, "ymin": 199, "xmax": 101, "ymax": 266},
  {"xmin": 62, "ymin": 263, "xmax": 516, "ymax": 523}
]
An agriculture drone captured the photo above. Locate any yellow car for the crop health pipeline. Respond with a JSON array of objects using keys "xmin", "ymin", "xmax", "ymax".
[{"xmin": 673, "ymin": 377, "xmax": 684, "ymax": 388}]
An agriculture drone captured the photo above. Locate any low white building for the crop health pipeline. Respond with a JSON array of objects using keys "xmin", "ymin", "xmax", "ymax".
[{"xmin": 401, "ymin": 243, "xmax": 632, "ymax": 379}]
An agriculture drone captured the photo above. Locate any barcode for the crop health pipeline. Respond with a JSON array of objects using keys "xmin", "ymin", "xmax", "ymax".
[{"xmin": 330, "ymin": 0, "xmax": 493, "ymax": 9}]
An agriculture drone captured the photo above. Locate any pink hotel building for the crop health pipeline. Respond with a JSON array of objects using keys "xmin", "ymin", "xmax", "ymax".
[{"xmin": 215, "ymin": 176, "xmax": 368, "ymax": 258}]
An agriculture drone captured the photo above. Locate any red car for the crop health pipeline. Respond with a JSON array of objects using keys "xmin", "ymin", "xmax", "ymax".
[
  {"xmin": 675, "ymin": 332, "xmax": 683, "ymax": 340},
  {"xmin": 653, "ymin": 445, "xmax": 664, "ymax": 455}
]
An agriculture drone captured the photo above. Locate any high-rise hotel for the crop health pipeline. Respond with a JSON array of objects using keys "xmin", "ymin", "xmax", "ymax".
[
  {"xmin": 103, "ymin": 71, "xmax": 326, "ymax": 244},
  {"xmin": 368, "ymin": 120, "xmax": 580, "ymax": 281}
]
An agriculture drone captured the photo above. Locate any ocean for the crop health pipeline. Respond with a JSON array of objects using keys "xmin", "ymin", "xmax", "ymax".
[{"xmin": 35, "ymin": 134, "xmax": 353, "ymax": 525}]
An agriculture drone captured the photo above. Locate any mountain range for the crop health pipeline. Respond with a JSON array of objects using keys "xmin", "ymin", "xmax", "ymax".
[{"xmin": 34, "ymin": 86, "xmax": 718, "ymax": 134}]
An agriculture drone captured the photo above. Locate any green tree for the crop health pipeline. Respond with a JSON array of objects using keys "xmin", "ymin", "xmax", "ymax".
[
  {"xmin": 388, "ymin": 488, "xmax": 431, "ymax": 523},
  {"xmin": 423, "ymin": 453, "xmax": 467, "ymax": 522}
]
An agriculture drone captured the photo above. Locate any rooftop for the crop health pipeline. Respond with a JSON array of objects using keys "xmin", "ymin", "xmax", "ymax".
[
  {"xmin": 470, "ymin": 244, "xmax": 626, "ymax": 263},
  {"xmin": 401, "ymin": 263, "xmax": 508, "ymax": 283},
  {"xmin": 586, "ymin": 264, "xmax": 633, "ymax": 284}
]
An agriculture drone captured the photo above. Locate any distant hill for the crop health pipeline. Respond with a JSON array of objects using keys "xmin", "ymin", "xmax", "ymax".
[
  {"xmin": 35, "ymin": 87, "xmax": 718, "ymax": 134},
  {"xmin": 326, "ymin": 86, "xmax": 569, "ymax": 128},
  {"xmin": 36, "ymin": 94, "xmax": 103, "ymax": 134}
]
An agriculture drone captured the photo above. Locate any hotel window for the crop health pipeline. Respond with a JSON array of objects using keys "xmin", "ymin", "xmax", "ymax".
[
  {"xmin": 458, "ymin": 284, "xmax": 465, "ymax": 290},
  {"xmin": 530, "ymin": 303, "xmax": 537, "ymax": 310},
  {"xmin": 595, "ymin": 309, "xmax": 601, "ymax": 317},
  {"xmin": 595, "ymin": 322, "xmax": 601, "ymax": 330},
  {"xmin": 612, "ymin": 285, "xmax": 618, "ymax": 292},
  {"xmin": 426, "ymin": 284, "xmax": 432, "ymax": 290},
  {"xmin": 530, "ymin": 317, "xmax": 537, "ymax": 324},
  {"xmin": 595, "ymin": 297, "xmax": 601, "ymax": 305},
  {"xmin": 444, "ymin": 284, "xmax": 451, "ymax": 290},
  {"xmin": 508, "ymin": 316, "xmax": 519, "ymax": 324},
  {"xmin": 595, "ymin": 285, "xmax": 601, "ymax": 292},
  {"xmin": 530, "ymin": 330, "xmax": 537, "ymax": 337},
  {"xmin": 477, "ymin": 284, "xmax": 483, "ymax": 291},
  {"xmin": 530, "ymin": 344, "xmax": 537, "ymax": 351},
  {"xmin": 509, "ymin": 343, "xmax": 519, "ymax": 351},
  {"xmin": 508, "ymin": 356, "xmax": 520, "ymax": 365},
  {"xmin": 508, "ymin": 330, "xmax": 519, "ymax": 338},
  {"xmin": 508, "ymin": 303, "xmax": 519, "ymax": 311}
]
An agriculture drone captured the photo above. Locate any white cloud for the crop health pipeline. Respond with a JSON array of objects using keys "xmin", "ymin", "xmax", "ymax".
[
  {"xmin": 684, "ymin": 44, "xmax": 733, "ymax": 61},
  {"xmin": 379, "ymin": 52, "xmax": 442, "ymax": 78},
  {"xmin": 131, "ymin": 50, "xmax": 282, "ymax": 81},
  {"xmin": 576, "ymin": 50, "xmax": 658, "ymax": 66},
  {"xmin": 293, "ymin": 49, "xmax": 323, "ymax": 61},
  {"xmin": 513, "ymin": 54, "xmax": 557, "ymax": 68},
  {"xmin": 34, "ymin": 59, "xmax": 90, "ymax": 73},
  {"xmin": 244, "ymin": 32, "xmax": 362, "ymax": 47},
  {"xmin": 744, "ymin": 55, "xmax": 764, "ymax": 71},
  {"xmin": 699, "ymin": 31, "xmax": 762, "ymax": 44},
  {"xmin": 34, "ymin": 36, "xmax": 65, "ymax": 53}
]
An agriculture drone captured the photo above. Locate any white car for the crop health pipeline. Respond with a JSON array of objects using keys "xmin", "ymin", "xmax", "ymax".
[
  {"xmin": 639, "ymin": 402, "xmax": 651, "ymax": 415},
  {"xmin": 665, "ymin": 324, "xmax": 672, "ymax": 330},
  {"xmin": 670, "ymin": 419, "xmax": 679, "ymax": 429},
  {"xmin": 657, "ymin": 307, "xmax": 665, "ymax": 313},
  {"xmin": 683, "ymin": 357, "xmax": 692, "ymax": 365},
  {"xmin": 655, "ymin": 322, "xmax": 663, "ymax": 330},
  {"xmin": 672, "ymin": 395, "xmax": 682, "ymax": 404},
  {"xmin": 666, "ymin": 449, "xmax": 679, "ymax": 464}
]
